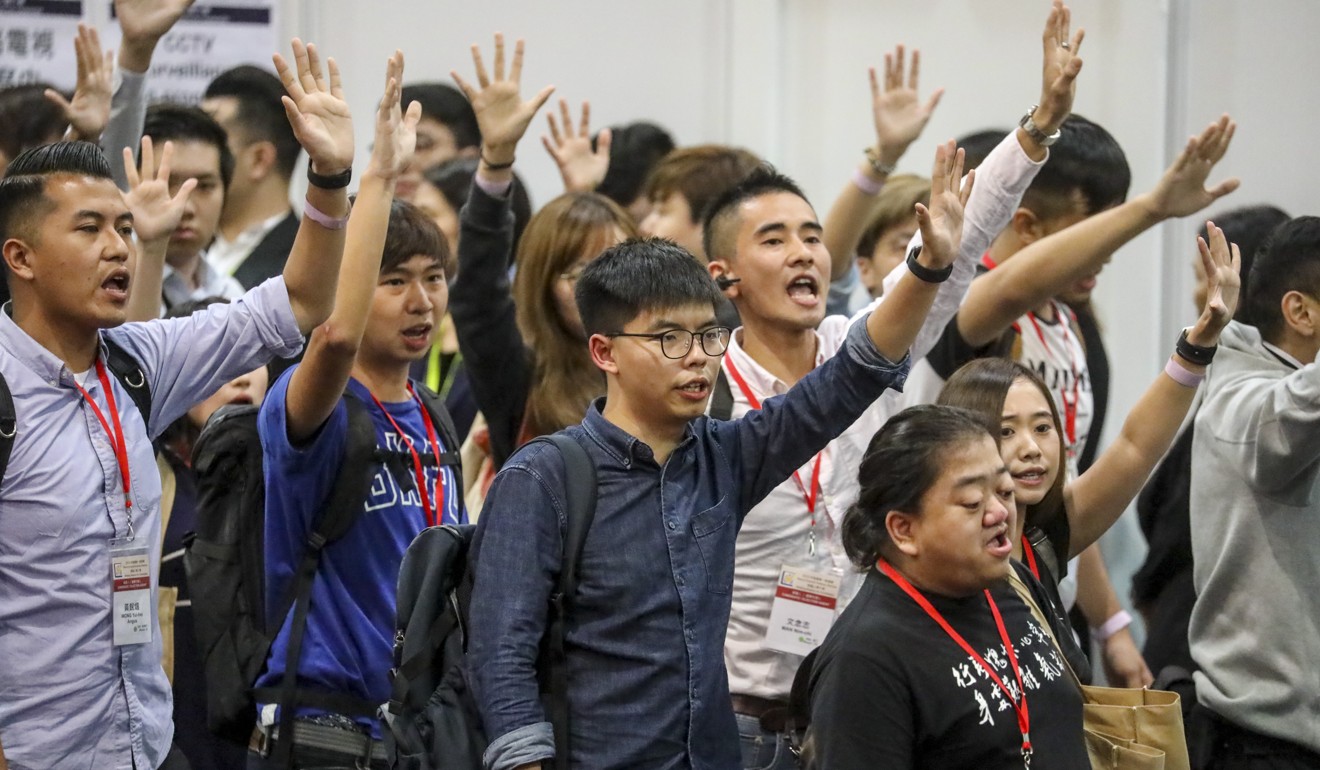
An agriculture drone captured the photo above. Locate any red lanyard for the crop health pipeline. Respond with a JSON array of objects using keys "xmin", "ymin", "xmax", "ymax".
[
  {"xmin": 723, "ymin": 355, "xmax": 824, "ymax": 528},
  {"xmin": 368, "ymin": 386, "xmax": 444, "ymax": 527},
  {"xmin": 877, "ymin": 559, "xmax": 1033, "ymax": 765},
  {"xmin": 74, "ymin": 359, "xmax": 133, "ymax": 519},
  {"xmin": 1024, "ymin": 301, "xmax": 1081, "ymax": 450},
  {"xmin": 1021, "ymin": 536, "xmax": 1040, "ymax": 581}
]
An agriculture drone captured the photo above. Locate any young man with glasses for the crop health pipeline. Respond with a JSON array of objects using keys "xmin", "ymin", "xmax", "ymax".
[{"xmin": 467, "ymin": 136, "xmax": 972, "ymax": 769}]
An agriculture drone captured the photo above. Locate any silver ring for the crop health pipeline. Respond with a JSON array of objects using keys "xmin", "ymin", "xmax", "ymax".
[{"xmin": 1060, "ymin": 41, "xmax": 1071, "ymax": 50}]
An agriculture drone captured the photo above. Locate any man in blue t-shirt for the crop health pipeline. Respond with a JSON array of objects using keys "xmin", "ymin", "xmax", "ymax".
[{"xmin": 250, "ymin": 54, "xmax": 462, "ymax": 768}]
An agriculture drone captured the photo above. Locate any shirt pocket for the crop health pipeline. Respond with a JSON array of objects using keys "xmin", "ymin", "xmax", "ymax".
[{"xmin": 691, "ymin": 498, "xmax": 733, "ymax": 594}]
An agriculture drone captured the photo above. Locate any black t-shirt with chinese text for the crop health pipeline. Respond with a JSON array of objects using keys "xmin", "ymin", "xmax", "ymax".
[{"xmin": 807, "ymin": 562, "xmax": 1088, "ymax": 770}]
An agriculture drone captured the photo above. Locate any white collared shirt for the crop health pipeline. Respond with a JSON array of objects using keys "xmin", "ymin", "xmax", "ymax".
[{"xmin": 208, "ymin": 211, "xmax": 290, "ymax": 278}]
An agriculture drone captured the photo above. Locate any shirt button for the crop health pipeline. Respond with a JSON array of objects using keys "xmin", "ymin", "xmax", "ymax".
[
  {"xmin": 676, "ymin": 576, "xmax": 685, "ymax": 587},
  {"xmin": 666, "ymin": 520, "xmax": 676, "ymax": 531}
]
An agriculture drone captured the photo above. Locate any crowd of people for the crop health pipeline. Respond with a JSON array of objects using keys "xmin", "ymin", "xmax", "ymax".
[{"xmin": 0, "ymin": 1, "xmax": 1316, "ymax": 769}]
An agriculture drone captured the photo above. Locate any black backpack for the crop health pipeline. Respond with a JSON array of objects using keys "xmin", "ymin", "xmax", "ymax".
[
  {"xmin": 0, "ymin": 338, "xmax": 152, "ymax": 492},
  {"xmin": 184, "ymin": 385, "xmax": 463, "ymax": 759},
  {"xmin": 382, "ymin": 433, "xmax": 598, "ymax": 770}
]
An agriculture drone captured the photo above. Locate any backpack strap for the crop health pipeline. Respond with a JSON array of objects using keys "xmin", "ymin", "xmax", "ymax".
[
  {"xmin": 414, "ymin": 381, "xmax": 465, "ymax": 503},
  {"xmin": 709, "ymin": 365, "xmax": 734, "ymax": 421},
  {"xmin": 538, "ymin": 433, "xmax": 598, "ymax": 770},
  {"xmin": 103, "ymin": 337, "xmax": 153, "ymax": 426},
  {"xmin": 0, "ymin": 372, "xmax": 14, "ymax": 495},
  {"xmin": 0, "ymin": 340, "xmax": 148, "ymax": 496},
  {"xmin": 258, "ymin": 395, "xmax": 383, "ymax": 767}
]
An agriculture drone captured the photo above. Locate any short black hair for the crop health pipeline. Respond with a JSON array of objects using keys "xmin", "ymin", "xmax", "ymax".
[
  {"xmin": 0, "ymin": 141, "xmax": 114, "ymax": 242},
  {"xmin": 575, "ymin": 237, "xmax": 724, "ymax": 336},
  {"xmin": 955, "ymin": 128, "xmax": 1010, "ymax": 172},
  {"xmin": 1022, "ymin": 114, "xmax": 1131, "ymax": 219},
  {"xmin": 383, "ymin": 197, "xmax": 453, "ymax": 279},
  {"xmin": 1200, "ymin": 204, "xmax": 1290, "ymax": 324},
  {"xmin": 401, "ymin": 83, "xmax": 480, "ymax": 148},
  {"xmin": 203, "ymin": 65, "xmax": 300, "ymax": 179},
  {"xmin": 0, "ymin": 83, "xmax": 68, "ymax": 166},
  {"xmin": 596, "ymin": 121, "xmax": 676, "ymax": 208},
  {"xmin": 142, "ymin": 103, "xmax": 235, "ymax": 189},
  {"xmin": 701, "ymin": 164, "xmax": 811, "ymax": 262},
  {"xmin": 841, "ymin": 405, "xmax": 997, "ymax": 570},
  {"xmin": 1244, "ymin": 216, "xmax": 1320, "ymax": 343}
]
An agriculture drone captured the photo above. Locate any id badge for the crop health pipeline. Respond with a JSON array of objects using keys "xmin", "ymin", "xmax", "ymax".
[
  {"xmin": 110, "ymin": 540, "xmax": 152, "ymax": 646},
  {"xmin": 764, "ymin": 565, "xmax": 841, "ymax": 656}
]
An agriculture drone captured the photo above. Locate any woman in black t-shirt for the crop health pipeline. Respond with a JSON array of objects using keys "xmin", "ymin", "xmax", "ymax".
[{"xmin": 807, "ymin": 405, "xmax": 1088, "ymax": 769}]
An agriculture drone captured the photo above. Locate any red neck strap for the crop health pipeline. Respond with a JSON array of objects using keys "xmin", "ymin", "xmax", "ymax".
[
  {"xmin": 368, "ymin": 385, "xmax": 444, "ymax": 527},
  {"xmin": 74, "ymin": 359, "xmax": 133, "ymax": 520},
  {"xmin": 877, "ymin": 559, "xmax": 1032, "ymax": 761}
]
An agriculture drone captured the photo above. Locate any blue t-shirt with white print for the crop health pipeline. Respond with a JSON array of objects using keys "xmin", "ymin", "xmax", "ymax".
[{"xmin": 255, "ymin": 368, "xmax": 465, "ymax": 736}]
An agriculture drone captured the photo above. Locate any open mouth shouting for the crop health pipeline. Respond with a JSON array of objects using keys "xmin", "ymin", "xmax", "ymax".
[
  {"xmin": 101, "ymin": 269, "xmax": 131, "ymax": 303},
  {"xmin": 786, "ymin": 274, "xmax": 820, "ymax": 308},
  {"xmin": 986, "ymin": 525, "xmax": 1013, "ymax": 559},
  {"xmin": 677, "ymin": 376, "xmax": 711, "ymax": 402},
  {"xmin": 401, "ymin": 322, "xmax": 433, "ymax": 351}
]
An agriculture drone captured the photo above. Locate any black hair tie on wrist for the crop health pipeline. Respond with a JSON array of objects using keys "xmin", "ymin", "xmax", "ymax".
[
  {"xmin": 306, "ymin": 165, "xmax": 352, "ymax": 190},
  {"xmin": 1175, "ymin": 327, "xmax": 1217, "ymax": 366},
  {"xmin": 481, "ymin": 154, "xmax": 515, "ymax": 171},
  {"xmin": 905, "ymin": 245, "xmax": 953, "ymax": 284}
]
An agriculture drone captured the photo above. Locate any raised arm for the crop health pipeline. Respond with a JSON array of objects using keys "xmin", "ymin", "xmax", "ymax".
[
  {"xmin": 957, "ymin": 116, "xmax": 1238, "ymax": 348},
  {"xmin": 864, "ymin": 141, "xmax": 972, "ymax": 362},
  {"xmin": 1073, "ymin": 545, "xmax": 1153, "ymax": 688},
  {"xmin": 542, "ymin": 99, "xmax": 611, "ymax": 194},
  {"xmin": 124, "ymin": 137, "xmax": 196, "ymax": 321},
  {"xmin": 273, "ymin": 39, "xmax": 355, "ymax": 333},
  {"xmin": 1065, "ymin": 220, "xmax": 1240, "ymax": 554},
  {"xmin": 823, "ymin": 45, "xmax": 941, "ymax": 279},
  {"xmin": 283, "ymin": 51, "xmax": 419, "ymax": 443},
  {"xmin": 450, "ymin": 35, "xmax": 554, "ymax": 465}
]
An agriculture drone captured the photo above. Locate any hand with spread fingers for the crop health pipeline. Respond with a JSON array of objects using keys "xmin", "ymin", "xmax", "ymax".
[
  {"xmin": 451, "ymin": 33, "xmax": 555, "ymax": 169},
  {"xmin": 870, "ymin": 45, "xmax": 943, "ymax": 169},
  {"xmin": 1144, "ymin": 115, "xmax": 1241, "ymax": 221},
  {"xmin": 542, "ymin": 99, "xmax": 610, "ymax": 194},
  {"xmin": 914, "ymin": 140, "xmax": 975, "ymax": 270},
  {"xmin": 122, "ymin": 135, "xmax": 196, "ymax": 245},
  {"xmin": 48, "ymin": 24, "xmax": 114, "ymax": 142},
  {"xmin": 114, "ymin": 0, "xmax": 195, "ymax": 72},
  {"xmin": 273, "ymin": 38, "xmax": 355, "ymax": 176},
  {"xmin": 367, "ymin": 50, "xmax": 423, "ymax": 182},
  {"xmin": 1026, "ymin": 0, "xmax": 1085, "ymax": 147}
]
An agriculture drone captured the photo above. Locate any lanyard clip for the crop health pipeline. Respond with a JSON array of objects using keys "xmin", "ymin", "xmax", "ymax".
[
  {"xmin": 1021, "ymin": 737, "xmax": 1032, "ymax": 769},
  {"xmin": 807, "ymin": 530, "xmax": 817, "ymax": 558}
]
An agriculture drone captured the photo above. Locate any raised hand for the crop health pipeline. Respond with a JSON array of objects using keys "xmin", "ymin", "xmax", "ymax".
[
  {"xmin": 1032, "ymin": 0, "xmax": 1085, "ymax": 135},
  {"xmin": 1188, "ymin": 219, "xmax": 1242, "ymax": 346},
  {"xmin": 114, "ymin": 0, "xmax": 194, "ymax": 71},
  {"xmin": 273, "ymin": 39, "xmax": 354, "ymax": 176},
  {"xmin": 367, "ymin": 50, "xmax": 423, "ymax": 182},
  {"xmin": 1146, "ymin": 115, "xmax": 1239, "ymax": 220},
  {"xmin": 46, "ymin": 24, "xmax": 113, "ymax": 142},
  {"xmin": 122, "ymin": 136, "xmax": 196, "ymax": 244},
  {"xmin": 451, "ymin": 34, "xmax": 555, "ymax": 165},
  {"xmin": 870, "ymin": 45, "xmax": 942, "ymax": 167},
  {"xmin": 542, "ymin": 99, "xmax": 610, "ymax": 193},
  {"xmin": 914, "ymin": 140, "xmax": 974, "ymax": 269}
]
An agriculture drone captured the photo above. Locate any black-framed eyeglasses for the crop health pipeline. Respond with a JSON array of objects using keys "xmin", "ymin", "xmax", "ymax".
[{"xmin": 605, "ymin": 326, "xmax": 732, "ymax": 359}]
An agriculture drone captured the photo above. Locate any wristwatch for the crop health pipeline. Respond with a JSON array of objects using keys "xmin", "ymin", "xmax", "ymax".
[{"xmin": 1019, "ymin": 105, "xmax": 1062, "ymax": 147}]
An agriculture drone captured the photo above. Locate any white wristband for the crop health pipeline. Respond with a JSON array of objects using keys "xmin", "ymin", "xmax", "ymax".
[{"xmin": 1091, "ymin": 609, "xmax": 1133, "ymax": 642}]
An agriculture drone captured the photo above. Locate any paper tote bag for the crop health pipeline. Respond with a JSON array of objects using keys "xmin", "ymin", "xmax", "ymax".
[
  {"xmin": 1081, "ymin": 685, "xmax": 1190, "ymax": 770},
  {"xmin": 1006, "ymin": 570, "xmax": 1191, "ymax": 770}
]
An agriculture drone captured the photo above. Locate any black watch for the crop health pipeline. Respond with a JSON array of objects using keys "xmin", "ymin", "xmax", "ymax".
[
  {"xmin": 1175, "ymin": 327, "xmax": 1217, "ymax": 366},
  {"xmin": 307, "ymin": 165, "xmax": 352, "ymax": 190},
  {"xmin": 906, "ymin": 245, "xmax": 953, "ymax": 284}
]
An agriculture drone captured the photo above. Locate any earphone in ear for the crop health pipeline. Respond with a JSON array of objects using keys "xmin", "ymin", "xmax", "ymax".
[{"xmin": 715, "ymin": 275, "xmax": 741, "ymax": 290}]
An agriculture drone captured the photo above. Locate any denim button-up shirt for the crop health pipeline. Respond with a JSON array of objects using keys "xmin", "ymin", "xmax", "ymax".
[
  {"xmin": 0, "ymin": 279, "xmax": 303, "ymax": 770},
  {"xmin": 470, "ymin": 315, "xmax": 910, "ymax": 770}
]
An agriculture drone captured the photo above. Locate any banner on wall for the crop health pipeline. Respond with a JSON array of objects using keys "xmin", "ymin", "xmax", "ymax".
[
  {"xmin": 102, "ymin": 0, "xmax": 278, "ymax": 104},
  {"xmin": 0, "ymin": 0, "xmax": 84, "ymax": 89}
]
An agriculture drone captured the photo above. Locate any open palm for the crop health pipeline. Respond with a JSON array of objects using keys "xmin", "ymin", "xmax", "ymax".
[{"xmin": 274, "ymin": 39, "xmax": 354, "ymax": 175}]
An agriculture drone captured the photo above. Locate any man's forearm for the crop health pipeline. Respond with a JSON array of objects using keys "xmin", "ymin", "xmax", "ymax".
[
  {"xmin": 102, "ymin": 70, "xmax": 148, "ymax": 191},
  {"xmin": 127, "ymin": 239, "xmax": 167, "ymax": 322},
  {"xmin": 282, "ymin": 184, "xmax": 350, "ymax": 333}
]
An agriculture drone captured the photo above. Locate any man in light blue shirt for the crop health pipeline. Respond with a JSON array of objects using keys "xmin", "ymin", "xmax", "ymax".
[{"xmin": 0, "ymin": 39, "xmax": 356, "ymax": 769}]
